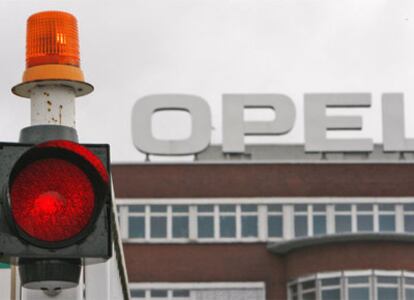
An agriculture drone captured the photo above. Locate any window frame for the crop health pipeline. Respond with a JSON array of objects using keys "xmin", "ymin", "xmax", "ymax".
[
  {"xmin": 288, "ymin": 270, "xmax": 414, "ymax": 300},
  {"xmin": 130, "ymin": 282, "xmax": 265, "ymax": 300},
  {"xmin": 117, "ymin": 198, "xmax": 409, "ymax": 243}
]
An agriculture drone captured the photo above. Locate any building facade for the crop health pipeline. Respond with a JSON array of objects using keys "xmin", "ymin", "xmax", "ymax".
[{"xmin": 113, "ymin": 145, "xmax": 414, "ymax": 300}]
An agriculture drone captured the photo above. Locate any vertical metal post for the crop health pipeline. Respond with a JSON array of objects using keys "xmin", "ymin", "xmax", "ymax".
[
  {"xmin": 18, "ymin": 85, "xmax": 82, "ymax": 300},
  {"xmin": 30, "ymin": 85, "xmax": 76, "ymax": 127}
]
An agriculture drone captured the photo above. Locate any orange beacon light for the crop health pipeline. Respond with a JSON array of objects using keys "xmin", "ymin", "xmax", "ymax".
[{"xmin": 13, "ymin": 11, "xmax": 93, "ymax": 98}]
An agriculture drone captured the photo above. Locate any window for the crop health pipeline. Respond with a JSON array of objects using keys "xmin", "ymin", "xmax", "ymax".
[
  {"xmin": 131, "ymin": 289, "xmax": 190, "ymax": 299},
  {"xmin": 378, "ymin": 204, "xmax": 396, "ymax": 232},
  {"xmin": 289, "ymin": 284, "xmax": 298, "ymax": 300},
  {"xmin": 347, "ymin": 276, "xmax": 370, "ymax": 300},
  {"xmin": 405, "ymin": 277, "xmax": 414, "ymax": 300},
  {"xmin": 130, "ymin": 282, "xmax": 265, "ymax": 300},
  {"xmin": 288, "ymin": 270, "xmax": 414, "ymax": 300},
  {"xmin": 128, "ymin": 205, "xmax": 145, "ymax": 238},
  {"xmin": 356, "ymin": 204, "xmax": 374, "ymax": 232},
  {"xmin": 241, "ymin": 205, "xmax": 258, "ymax": 238},
  {"xmin": 150, "ymin": 205, "xmax": 167, "ymax": 238},
  {"xmin": 294, "ymin": 204, "xmax": 326, "ymax": 237},
  {"xmin": 321, "ymin": 277, "xmax": 340, "ymax": 300},
  {"xmin": 197, "ymin": 205, "xmax": 215, "ymax": 238},
  {"xmin": 313, "ymin": 204, "xmax": 327, "ymax": 236},
  {"xmin": 294, "ymin": 205, "xmax": 308, "ymax": 237},
  {"xmin": 335, "ymin": 204, "xmax": 352, "ymax": 233},
  {"xmin": 404, "ymin": 204, "xmax": 414, "ymax": 233},
  {"xmin": 301, "ymin": 280, "xmax": 316, "ymax": 300},
  {"xmin": 172, "ymin": 206, "xmax": 189, "ymax": 238},
  {"xmin": 267, "ymin": 204, "xmax": 283, "ymax": 238},
  {"xmin": 377, "ymin": 276, "xmax": 399, "ymax": 300},
  {"xmin": 131, "ymin": 289, "xmax": 145, "ymax": 298},
  {"xmin": 151, "ymin": 290, "xmax": 168, "ymax": 298},
  {"xmin": 219, "ymin": 205, "xmax": 236, "ymax": 238},
  {"xmin": 118, "ymin": 200, "xmax": 411, "ymax": 243}
]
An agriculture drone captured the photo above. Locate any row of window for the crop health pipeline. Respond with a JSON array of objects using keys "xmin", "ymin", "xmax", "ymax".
[
  {"xmin": 129, "ymin": 283, "xmax": 265, "ymax": 300},
  {"xmin": 131, "ymin": 289, "xmax": 190, "ymax": 299},
  {"xmin": 289, "ymin": 270, "xmax": 414, "ymax": 300},
  {"xmin": 117, "ymin": 203, "xmax": 414, "ymax": 242}
]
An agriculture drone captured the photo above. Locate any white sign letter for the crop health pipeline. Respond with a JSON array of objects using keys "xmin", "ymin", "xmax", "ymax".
[
  {"xmin": 304, "ymin": 93, "xmax": 373, "ymax": 152},
  {"xmin": 222, "ymin": 94, "xmax": 296, "ymax": 153},
  {"xmin": 132, "ymin": 94, "xmax": 211, "ymax": 155},
  {"xmin": 382, "ymin": 93, "xmax": 414, "ymax": 151}
]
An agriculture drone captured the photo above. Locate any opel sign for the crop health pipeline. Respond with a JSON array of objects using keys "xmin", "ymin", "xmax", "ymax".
[{"xmin": 132, "ymin": 93, "xmax": 412, "ymax": 155}]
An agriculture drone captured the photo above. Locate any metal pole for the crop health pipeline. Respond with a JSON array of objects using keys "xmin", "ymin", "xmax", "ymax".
[
  {"xmin": 30, "ymin": 85, "xmax": 76, "ymax": 127},
  {"xmin": 19, "ymin": 84, "xmax": 82, "ymax": 300}
]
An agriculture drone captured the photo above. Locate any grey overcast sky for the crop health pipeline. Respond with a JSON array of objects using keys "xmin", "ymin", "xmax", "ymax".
[{"xmin": 1, "ymin": 0, "xmax": 414, "ymax": 162}]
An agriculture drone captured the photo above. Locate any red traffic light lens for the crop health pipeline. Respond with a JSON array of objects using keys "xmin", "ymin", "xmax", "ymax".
[
  {"xmin": 10, "ymin": 158, "xmax": 94, "ymax": 242},
  {"xmin": 7, "ymin": 141, "xmax": 108, "ymax": 246}
]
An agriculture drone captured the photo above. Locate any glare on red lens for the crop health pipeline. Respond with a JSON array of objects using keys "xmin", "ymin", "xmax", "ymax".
[
  {"xmin": 10, "ymin": 158, "xmax": 95, "ymax": 242},
  {"xmin": 38, "ymin": 140, "xmax": 109, "ymax": 183},
  {"xmin": 33, "ymin": 191, "xmax": 66, "ymax": 216}
]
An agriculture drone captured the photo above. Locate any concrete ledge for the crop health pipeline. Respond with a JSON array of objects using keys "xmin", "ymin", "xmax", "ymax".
[{"xmin": 267, "ymin": 233, "xmax": 414, "ymax": 254}]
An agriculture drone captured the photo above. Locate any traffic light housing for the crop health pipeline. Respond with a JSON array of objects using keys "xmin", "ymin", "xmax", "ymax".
[
  {"xmin": 0, "ymin": 140, "xmax": 112, "ymax": 263},
  {"xmin": 3, "ymin": 10, "xmax": 117, "ymax": 294}
]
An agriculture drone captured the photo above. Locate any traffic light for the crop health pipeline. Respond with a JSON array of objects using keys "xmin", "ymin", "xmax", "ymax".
[
  {"xmin": 1, "ymin": 9, "xmax": 115, "ymax": 294},
  {"xmin": 0, "ymin": 139, "xmax": 113, "ymax": 290}
]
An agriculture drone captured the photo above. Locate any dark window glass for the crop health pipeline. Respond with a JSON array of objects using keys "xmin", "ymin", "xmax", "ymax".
[
  {"xmin": 130, "ymin": 289, "xmax": 145, "ymax": 298},
  {"xmin": 313, "ymin": 215, "xmax": 326, "ymax": 235},
  {"xmin": 379, "ymin": 204, "xmax": 394, "ymax": 211},
  {"xmin": 303, "ymin": 292, "xmax": 316, "ymax": 300},
  {"xmin": 377, "ymin": 276, "xmax": 398, "ymax": 284},
  {"xmin": 405, "ymin": 215, "xmax": 414, "ymax": 232},
  {"xmin": 198, "ymin": 216, "xmax": 214, "ymax": 238},
  {"xmin": 295, "ymin": 215, "xmax": 308, "ymax": 237},
  {"xmin": 268, "ymin": 204, "xmax": 282, "ymax": 212},
  {"xmin": 241, "ymin": 216, "xmax": 258, "ymax": 237},
  {"xmin": 150, "ymin": 217, "xmax": 167, "ymax": 238},
  {"xmin": 357, "ymin": 215, "xmax": 373, "ymax": 232},
  {"xmin": 220, "ymin": 216, "xmax": 236, "ymax": 237},
  {"xmin": 321, "ymin": 278, "xmax": 340, "ymax": 286},
  {"xmin": 379, "ymin": 215, "xmax": 395, "ymax": 232},
  {"xmin": 151, "ymin": 290, "xmax": 168, "ymax": 297},
  {"xmin": 321, "ymin": 289, "xmax": 340, "ymax": 300},
  {"xmin": 302, "ymin": 280, "xmax": 315, "ymax": 290},
  {"xmin": 348, "ymin": 276, "xmax": 369, "ymax": 284},
  {"xmin": 241, "ymin": 204, "xmax": 257, "ymax": 212},
  {"xmin": 406, "ymin": 289, "xmax": 414, "ymax": 300},
  {"xmin": 198, "ymin": 205, "xmax": 214, "ymax": 212},
  {"xmin": 172, "ymin": 205, "xmax": 188, "ymax": 213},
  {"xmin": 129, "ymin": 217, "xmax": 145, "ymax": 238},
  {"xmin": 219, "ymin": 205, "xmax": 235, "ymax": 212},
  {"xmin": 357, "ymin": 204, "xmax": 373, "ymax": 211},
  {"xmin": 129, "ymin": 205, "xmax": 145, "ymax": 213},
  {"xmin": 173, "ymin": 290, "xmax": 190, "ymax": 297},
  {"xmin": 151, "ymin": 205, "xmax": 167, "ymax": 213},
  {"xmin": 377, "ymin": 287, "xmax": 398, "ymax": 300},
  {"xmin": 314, "ymin": 204, "xmax": 326, "ymax": 212},
  {"xmin": 349, "ymin": 288, "xmax": 369, "ymax": 300},
  {"xmin": 268, "ymin": 215, "xmax": 283, "ymax": 237},
  {"xmin": 295, "ymin": 204, "xmax": 307, "ymax": 212},
  {"xmin": 335, "ymin": 215, "xmax": 352, "ymax": 233},
  {"xmin": 172, "ymin": 216, "xmax": 188, "ymax": 238},
  {"xmin": 335, "ymin": 204, "xmax": 351, "ymax": 211}
]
